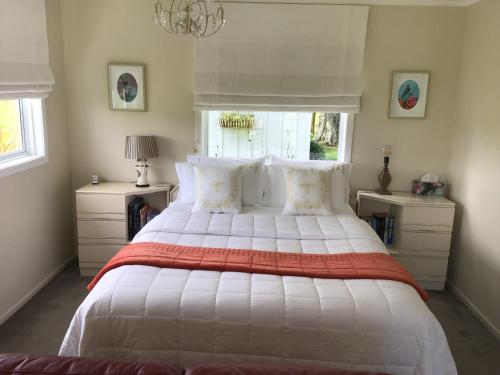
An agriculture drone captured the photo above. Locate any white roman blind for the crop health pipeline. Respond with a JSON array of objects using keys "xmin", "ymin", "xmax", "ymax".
[
  {"xmin": 0, "ymin": 0, "xmax": 55, "ymax": 99},
  {"xmin": 194, "ymin": 4, "xmax": 369, "ymax": 113}
]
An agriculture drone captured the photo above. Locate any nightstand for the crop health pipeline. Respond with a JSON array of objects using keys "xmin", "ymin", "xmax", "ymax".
[
  {"xmin": 75, "ymin": 182, "xmax": 171, "ymax": 276},
  {"xmin": 357, "ymin": 191, "xmax": 455, "ymax": 290}
]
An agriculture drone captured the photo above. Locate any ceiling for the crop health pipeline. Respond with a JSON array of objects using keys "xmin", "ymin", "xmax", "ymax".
[{"xmin": 222, "ymin": 0, "xmax": 480, "ymax": 7}]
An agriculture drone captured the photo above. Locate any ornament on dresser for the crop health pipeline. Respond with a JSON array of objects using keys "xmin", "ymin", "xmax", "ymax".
[
  {"xmin": 413, "ymin": 172, "xmax": 446, "ymax": 196},
  {"xmin": 376, "ymin": 145, "xmax": 392, "ymax": 195}
]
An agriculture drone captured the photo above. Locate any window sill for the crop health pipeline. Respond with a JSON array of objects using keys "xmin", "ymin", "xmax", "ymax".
[{"xmin": 0, "ymin": 154, "xmax": 48, "ymax": 179}]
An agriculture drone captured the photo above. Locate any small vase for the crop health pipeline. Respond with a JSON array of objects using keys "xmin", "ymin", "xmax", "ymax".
[{"xmin": 376, "ymin": 164, "xmax": 392, "ymax": 195}]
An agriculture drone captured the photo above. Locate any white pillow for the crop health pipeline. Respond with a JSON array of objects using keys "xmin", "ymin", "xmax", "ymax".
[
  {"xmin": 262, "ymin": 164, "xmax": 288, "ymax": 207},
  {"xmin": 266, "ymin": 158, "xmax": 352, "ymax": 209},
  {"xmin": 187, "ymin": 155, "xmax": 264, "ymax": 206},
  {"xmin": 175, "ymin": 162, "xmax": 195, "ymax": 203},
  {"xmin": 193, "ymin": 165, "xmax": 243, "ymax": 214},
  {"xmin": 283, "ymin": 167, "xmax": 333, "ymax": 216}
]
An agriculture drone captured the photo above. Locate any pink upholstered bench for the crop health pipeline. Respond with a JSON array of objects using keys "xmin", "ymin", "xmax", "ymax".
[{"xmin": 0, "ymin": 354, "xmax": 390, "ymax": 375}]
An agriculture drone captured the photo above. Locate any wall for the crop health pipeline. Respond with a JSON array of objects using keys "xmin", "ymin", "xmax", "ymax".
[
  {"xmin": 351, "ymin": 6, "xmax": 465, "ymax": 192},
  {"xmin": 0, "ymin": 0, "xmax": 74, "ymax": 324},
  {"xmin": 60, "ymin": 2, "xmax": 465, "ymax": 193},
  {"xmin": 447, "ymin": 0, "xmax": 500, "ymax": 337},
  {"xmin": 60, "ymin": 0, "xmax": 194, "ymax": 189}
]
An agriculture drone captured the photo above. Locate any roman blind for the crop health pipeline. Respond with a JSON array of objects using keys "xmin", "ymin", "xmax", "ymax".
[
  {"xmin": 194, "ymin": 4, "xmax": 369, "ymax": 113},
  {"xmin": 0, "ymin": 0, "xmax": 55, "ymax": 99}
]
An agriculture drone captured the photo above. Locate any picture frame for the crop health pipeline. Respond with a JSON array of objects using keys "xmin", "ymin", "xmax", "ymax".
[
  {"xmin": 389, "ymin": 71, "xmax": 430, "ymax": 119},
  {"xmin": 108, "ymin": 63, "xmax": 146, "ymax": 111}
]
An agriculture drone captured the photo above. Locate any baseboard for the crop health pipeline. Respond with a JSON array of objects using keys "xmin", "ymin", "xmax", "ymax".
[
  {"xmin": 447, "ymin": 280, "xmax": 500, "ymax": 341},
  {"xmin": 0, "ymin": 256, "xmax": 75, "ymax": 326}
]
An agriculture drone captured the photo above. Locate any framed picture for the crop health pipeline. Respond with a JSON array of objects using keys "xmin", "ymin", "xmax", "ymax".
[
  {"xmin": 108, "ymin": 63, "xmax": 146, "ymax": 111},
  {"xmin": 389, "ymin": 71, "xmax": 430, "ymax": 119}
]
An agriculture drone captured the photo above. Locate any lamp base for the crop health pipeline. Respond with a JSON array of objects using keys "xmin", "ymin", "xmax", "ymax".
[
  {"xmin": 135, "ymin": 160, "xmax": 150, "ymax": 188},
  {"xmin": 377, "ymin": 166, "xmax": 392, "ymax": 196}
]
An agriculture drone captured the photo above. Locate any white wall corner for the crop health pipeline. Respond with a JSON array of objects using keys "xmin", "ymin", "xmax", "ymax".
[
  {"xmin": 447, "ymin": 280, "xmax": 500, "ymax": 341},
  {"xmin": 0, "ymin": 256, "xmax": 76, "ymax": 326}
]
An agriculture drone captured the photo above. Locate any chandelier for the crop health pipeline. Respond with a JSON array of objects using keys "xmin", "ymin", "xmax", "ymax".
[{"xmin": 154, "ymin": 0, "xmax": 225, "ymax": 38}]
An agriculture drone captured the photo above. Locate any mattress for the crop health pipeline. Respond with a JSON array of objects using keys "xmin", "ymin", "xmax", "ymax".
[{"xmin": 60, "ymin": 203, "xmax": 457, "ymax": 375}]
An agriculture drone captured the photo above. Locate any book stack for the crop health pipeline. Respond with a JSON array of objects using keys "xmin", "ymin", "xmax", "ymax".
[
  {"xmin": 369, "ymin": 212, "xmax": 395, "ymax": 246},
  {"xmin": 127, "ymin": 197, "xmax": 160, "ymax": 241}
]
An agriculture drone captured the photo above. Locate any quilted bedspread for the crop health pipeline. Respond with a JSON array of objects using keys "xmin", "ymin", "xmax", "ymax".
[{"xmin": 60, "ymin": 204, "xmax": 457, "ymax": 375}]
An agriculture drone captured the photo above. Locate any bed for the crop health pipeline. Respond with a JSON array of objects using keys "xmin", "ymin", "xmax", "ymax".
[{"xmin": 60, "ymin": 201, "xmax": 457, "ymax": 375}]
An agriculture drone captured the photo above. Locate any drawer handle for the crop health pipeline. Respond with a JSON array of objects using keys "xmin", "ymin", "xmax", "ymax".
[
  {"xmin": 78, "ymin": 218, "xmax": 126, "ymax": 222},
  {"xmin": 402, "ymin": 230, "xmax": 451, "ymax": 234}
]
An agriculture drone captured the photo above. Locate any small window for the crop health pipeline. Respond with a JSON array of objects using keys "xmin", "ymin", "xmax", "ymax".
[
  {"xmin": 0, "ymin": 99, "xmax": 47, "ymax": 178},
  {"xmin": 198, "ymin": 111, "xmax": 353, "ymax": 162},
  {"xmin": 0, "ymin": 100, "xmax": 23, "ymax": 157}
]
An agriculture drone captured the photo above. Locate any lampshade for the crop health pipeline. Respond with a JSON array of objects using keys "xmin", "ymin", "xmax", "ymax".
[{"xmin": 124, "ymin": 136, "xmax": 158, "ymax": 160}]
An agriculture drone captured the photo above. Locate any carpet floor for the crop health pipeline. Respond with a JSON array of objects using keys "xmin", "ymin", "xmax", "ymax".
[{"xmin": 0, "ymin": 261, "xmax": 498, "ymax": 374}]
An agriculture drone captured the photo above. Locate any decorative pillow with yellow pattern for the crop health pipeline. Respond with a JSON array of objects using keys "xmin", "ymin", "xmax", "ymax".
[
  {"xmin": 282, "ymin": 167, "xmax": 333, "ymax": 216},
  {"xmin": 193, "ymin": 165, "xmax": 244, "ymax": 214}
]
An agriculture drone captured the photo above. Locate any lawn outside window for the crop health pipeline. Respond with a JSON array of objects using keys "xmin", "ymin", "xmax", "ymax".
[{"xmin": 0, "ymin": 99, "xmax": 48, "ymax": 179}]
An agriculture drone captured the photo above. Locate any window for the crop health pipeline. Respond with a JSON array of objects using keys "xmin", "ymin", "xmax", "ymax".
[
  {"xmin": 198, "ymin": 111, "xmax": 353, "ymax": 162},
  {"xmin": 0, "ymin": 100, "xmax": 23, "ymax": 156},
  {"xmin": 0, "ymin": 99, "xmax": 47, "ymax": 178}
]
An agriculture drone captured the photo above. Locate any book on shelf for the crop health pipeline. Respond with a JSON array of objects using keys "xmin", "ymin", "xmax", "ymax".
[
  {"xmin": 370, "ymin": 212, "xmax": 395, "ymax": 246},
  {"xmin": 147, "ymin": 210, "xmax": 160, "ymax": 222},
  {"xmin": 387, "ymin": 216, "xmax": 395, "ymax": 246},
  {"xmin": 128, "ymin": 196, "xmax": 158, "ymax": 241},
  {"xmin": 128, "ymin": 197, "xmax": 143, "ymax": 241},
  {"xmin": 140, "ymin": 204, "xmax": 150, "ymax": 229}
]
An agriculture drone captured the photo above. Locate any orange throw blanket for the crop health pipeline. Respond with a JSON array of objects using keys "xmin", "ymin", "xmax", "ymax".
[{"xmin": 88, "ymin": 242, "xmax": 429, "ymax": 300}]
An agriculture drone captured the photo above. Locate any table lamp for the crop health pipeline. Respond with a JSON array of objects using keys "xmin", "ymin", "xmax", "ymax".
[{"xmin": 125, "ymin": 135, "xmax": 158, "ymax": 187}]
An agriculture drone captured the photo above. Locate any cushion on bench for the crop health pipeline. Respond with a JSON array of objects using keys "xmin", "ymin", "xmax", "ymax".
[
  {"xmin": 0, "ymin": 353, "xmax": 183, "ymax": 375},
  {"xmin": 185, "ymin": 365, "xmax": 391, "ymax": 375}
]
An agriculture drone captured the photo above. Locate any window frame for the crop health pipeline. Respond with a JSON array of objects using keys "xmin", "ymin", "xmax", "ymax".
[
  {"xmin": 0, "ymin": 98, "xmax": 48, "ymax": 179},
  {"xmin": 195, "ymin": 111, "xmax": 354, "ymax": 163}
]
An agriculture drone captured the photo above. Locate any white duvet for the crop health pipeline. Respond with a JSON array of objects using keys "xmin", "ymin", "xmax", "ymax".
[{"xmin": 60, "ymin": 203, "xmax": 457, "ymax": 375}]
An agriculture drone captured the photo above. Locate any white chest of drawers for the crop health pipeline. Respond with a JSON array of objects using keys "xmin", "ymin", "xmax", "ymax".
[
  {"xmin": 75, "ymin": 182, "xmax": 171, "ymax": 276},
  {"xmin": 357, "ymin": 191, "xmax": 456, "ymax": 290}
]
